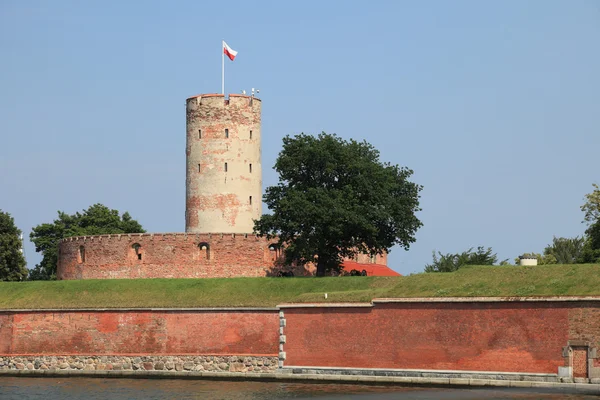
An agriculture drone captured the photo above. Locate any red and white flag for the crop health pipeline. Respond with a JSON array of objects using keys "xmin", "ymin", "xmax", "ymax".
[{"xmin": 223, "ymin": 41, "xmax": 238, "ymax": 61}]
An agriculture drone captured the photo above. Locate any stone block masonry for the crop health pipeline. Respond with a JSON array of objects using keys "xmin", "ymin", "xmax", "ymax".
[{"xmin": 0, "ymin": 355, "xmax": 277, "ymax": 373}]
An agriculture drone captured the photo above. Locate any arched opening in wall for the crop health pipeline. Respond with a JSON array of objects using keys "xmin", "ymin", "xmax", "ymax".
[
  {"xmin": 268, "ymin": 244, "xmax": 280, "ymax": 261},
  {"xmin": 132, "ymin": 243, "xmax": 142, "ymax": 261},
  {"xmin": 370, "ymin": 254, "xmax": 377, "ymax": 264},
  {"xmin": 78, "ymin": 246, "xmax": 85, "ymax": 264},
  {"xmin": 225, "ymin": 129, "xmax": 229, "ymax": 138},
  {"xmin": 199, "ymin": 242, "xmax": 210, "ymax": 260},
  {"xmin": 249, "ymin": 130, "xmax": 253, "ymax": 139}
]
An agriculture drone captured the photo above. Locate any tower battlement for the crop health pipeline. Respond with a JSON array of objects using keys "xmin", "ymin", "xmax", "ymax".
[{"xmin": 186, "ymin": 93, "xmax": 261, "ymax": 108}]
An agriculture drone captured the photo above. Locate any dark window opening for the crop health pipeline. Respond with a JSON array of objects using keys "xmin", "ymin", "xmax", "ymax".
[
  {"xmin": 132, "ymin": 243, "xmax": 142, "ymax": 261},
  {"xmin": 199, "ymin": 242, "xmax": 210, "ymax": 260},
  {"xmin": 198, "ymin": 129, "xmax": 202, "ymax": 139},
  {"xmin": 224, "ymin": 162, "xmax": 228, "ymax": 172},
  {"xmin": 249, "ymin": 196, "xmax": 252, "ymax": 205},
  {"xmin": 198, "ymin": 164, "xmax": 201, "ymax": 172},
  {"xmin": 250, "ymin": 130, "xmax": 253, "ymax": 139},
  {"xmin": 78, "ymin": 246, "xmax": 85, "ymax": 264},
  {"xmin": 249, "ymin": 164, "xmax": 252, "ymax": 173},
  {"xmin": 225, "ymin": 129, "xmax": 229, "ymax": 138}
]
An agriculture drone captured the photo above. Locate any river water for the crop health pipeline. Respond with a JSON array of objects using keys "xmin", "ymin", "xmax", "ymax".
[{"xmin": 0, "ymin": 377, "xmax": 596, "ymax": 400}]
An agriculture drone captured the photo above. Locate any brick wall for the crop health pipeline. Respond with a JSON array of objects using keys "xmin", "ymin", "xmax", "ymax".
[
  {"xmin": 2, "ymin": 299, "xmax": 600, "ymax": 377},
  {"xmin": 281, "ymin": 300, "xmax": 600, "ymax": 375},
  {"xmin": 0, "ymin": 310, "xmax": 278, "ymax": 356},
  {"xmin": 56, "ymin": 233, "xmax": 389, "ymax": 280},
  {"xmin": 57, "ymin": 233, "xmax": 305, "ymax": 279}
]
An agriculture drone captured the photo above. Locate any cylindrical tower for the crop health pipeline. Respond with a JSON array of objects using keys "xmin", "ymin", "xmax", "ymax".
[{"xmin": 185, "ymin": 94, "xmax": 262, "ymax": 233}]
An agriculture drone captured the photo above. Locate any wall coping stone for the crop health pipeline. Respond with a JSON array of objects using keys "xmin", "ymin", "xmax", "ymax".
[
  {"xmin": 372, "ymin": 296, "xmax": 600, "ymax": 303},
  {"xmin": 4, "ymin": 297, "xmax": 600, "ymax": 313},
  {"xmin": 279, "ymin": 296, "xmax": 600, "ymax": 308},
  {"xmin": 0, "ymin": 307, "xmax": 279, "ymax": 313}
]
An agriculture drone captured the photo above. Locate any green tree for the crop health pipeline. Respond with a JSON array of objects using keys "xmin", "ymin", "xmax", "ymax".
[
  {"xmin": 425, "ymin": 246, "xmax": 500, "ymax": 273},
  {"xmin": 29, "ymin": 204, "xmax": 145, "ymax": 280},
  {"xmin": 0, "ymin": 210, "xmax": 28, "ymax": 281},
  {"xmin": 581, "ymin": 183, "xmax": 600, "ymax": 225},
  {"xmin": 254, "ymin": 132, "xmax": 423, "ymax": 277},
  {"xmin": 543, "ymin": 236, "xmax": 585, "ymax": 264}
]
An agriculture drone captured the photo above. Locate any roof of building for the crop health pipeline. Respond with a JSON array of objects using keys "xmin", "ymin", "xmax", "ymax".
[{"xmin": 341, "ymin": 261, "xmax": 402, "ymax": 277}]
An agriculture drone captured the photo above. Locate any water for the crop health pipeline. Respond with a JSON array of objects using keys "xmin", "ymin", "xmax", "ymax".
[{"xmin": 0, "ymin": 377, "xmax": 596, "ymax": 400}]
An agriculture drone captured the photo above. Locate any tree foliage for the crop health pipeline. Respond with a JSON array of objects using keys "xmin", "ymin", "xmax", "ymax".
[
  {"xmin": 425, "ymin": 246, "xmax": 501, "ymax": 273},
  {"xmin": 543, "ymin": 236, "xmax": 585, "ymax": 264},
  {"xmin": 581, "ymin": 183, "xmax": 600, "ymax": 226},
  {"xmin": 0, "ymin": 210, "xmax": 28, "ymax": 281},
  {"xmin": 254, "ymin": 132, "xmax": 423, "ymax": 276},
  {"xmin": 29, "ymin": 204, "xmax": 145, "ymax": 280}
]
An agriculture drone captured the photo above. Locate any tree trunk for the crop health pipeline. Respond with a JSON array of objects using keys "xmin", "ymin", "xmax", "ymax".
[{"xmin": 316, "ymin": 258, "xmax": 327, "ymax": 277}]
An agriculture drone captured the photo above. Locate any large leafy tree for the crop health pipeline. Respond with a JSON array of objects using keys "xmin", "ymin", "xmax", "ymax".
[
  {"xmin": 0, "ymin": 210, "xmax": 28, "ymax": 281},
  {"xmin": 29, "ymin": 204, "xmax": 145, "ymax": 280},
  {"xmin": 254, "ymin": 132, "xmax": 422, "ymax": 277}
]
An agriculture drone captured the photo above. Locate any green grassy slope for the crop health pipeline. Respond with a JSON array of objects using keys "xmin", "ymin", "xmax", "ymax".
[{"xmin": 0, "ymin": 264, "xmax": 599, "ymax": 309}]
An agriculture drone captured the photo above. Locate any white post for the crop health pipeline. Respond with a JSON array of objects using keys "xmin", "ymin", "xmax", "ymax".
[{"xmin": 221, "ymin": 40, "xmax": 225, "ymax": 95}]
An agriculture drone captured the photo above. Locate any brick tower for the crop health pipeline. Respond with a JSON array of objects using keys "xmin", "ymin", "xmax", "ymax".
[{"xmin": 185, "ymin": 94, "xmax": 262, "ymax": 233}]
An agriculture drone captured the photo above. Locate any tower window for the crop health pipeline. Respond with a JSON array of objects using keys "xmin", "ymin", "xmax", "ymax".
[
  {"xmin": 250, "ymin": 130, "xmax": 253, "ymax": 139},
  {"xmin": 249, "ymin": 196, "xmax": 252, "ymax": 205},
  {"xmin": 198, "ymin": 164, "xmax": 201, "ymax": 172},
  {"xmin": 198, "ymin": 129, "xmax": 201, "ymax": 139},
  {"xmin": 249, "ymin": 164, "xmax": 252, "ymax": 173},
  {"xmin": 225, "ymin": 129, "xmax": 229, "ymax": 138},
  {"xmin": 224, "ymin": 162, "xmax": 228, "ymax": 172}
]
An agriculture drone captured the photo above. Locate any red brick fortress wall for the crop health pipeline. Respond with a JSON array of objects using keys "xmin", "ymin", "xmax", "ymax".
[
  {"xmin": 0, "ymin": 309, "xmax": 278, "ymax": 356},
  {"xmin": 280, "ymin": 299, "xmax": 600, "ymax": 376},
  {"xmin": 57, "ymin": 233, "xmax": 291, "ymax": 280}
]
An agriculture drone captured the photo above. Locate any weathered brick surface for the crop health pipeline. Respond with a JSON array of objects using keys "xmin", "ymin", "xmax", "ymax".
[
  {"xmin": 283, "ymin": 302, "xmax": 582, "ymax": 374},
  {"xmin": 186, "ymin": 94, "xmax": 261, "ymax": 234},
  {"xmin": 57, "ymin": 233, "xmax": 313, "ymax": 279},
  {"xmin": 0, "ymin": 310, "xmax": 278, "ymax": 356},
  {"xmin": 56, "ymin": 233, "xmax": 388, "ymax": 280}
]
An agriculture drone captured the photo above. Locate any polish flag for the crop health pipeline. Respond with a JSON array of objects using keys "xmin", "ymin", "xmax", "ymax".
[{"xmin": 223, "ymin": 41, "xmax": 238, "ymax": 61}]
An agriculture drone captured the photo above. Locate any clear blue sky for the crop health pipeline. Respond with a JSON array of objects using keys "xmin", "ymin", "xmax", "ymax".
[{"xmin": 1, "ymin": 0, "xmax": 599, "ymax": 275}]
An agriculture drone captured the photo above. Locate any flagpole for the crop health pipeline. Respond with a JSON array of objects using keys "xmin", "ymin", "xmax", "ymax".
[{"xmin": 221, "ymin": 40, "xmax": 225, "ymax": 95}]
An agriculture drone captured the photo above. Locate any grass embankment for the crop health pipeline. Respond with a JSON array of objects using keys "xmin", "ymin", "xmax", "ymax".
[{"xmin": 1, "ymin": 264, "xmax": 599, "ymax": 309}]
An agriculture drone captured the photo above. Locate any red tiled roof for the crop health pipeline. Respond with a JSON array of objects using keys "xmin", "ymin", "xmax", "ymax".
[{"xmin": 341, "ymin": 261, "xmax": 401, "ymax": 277}]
